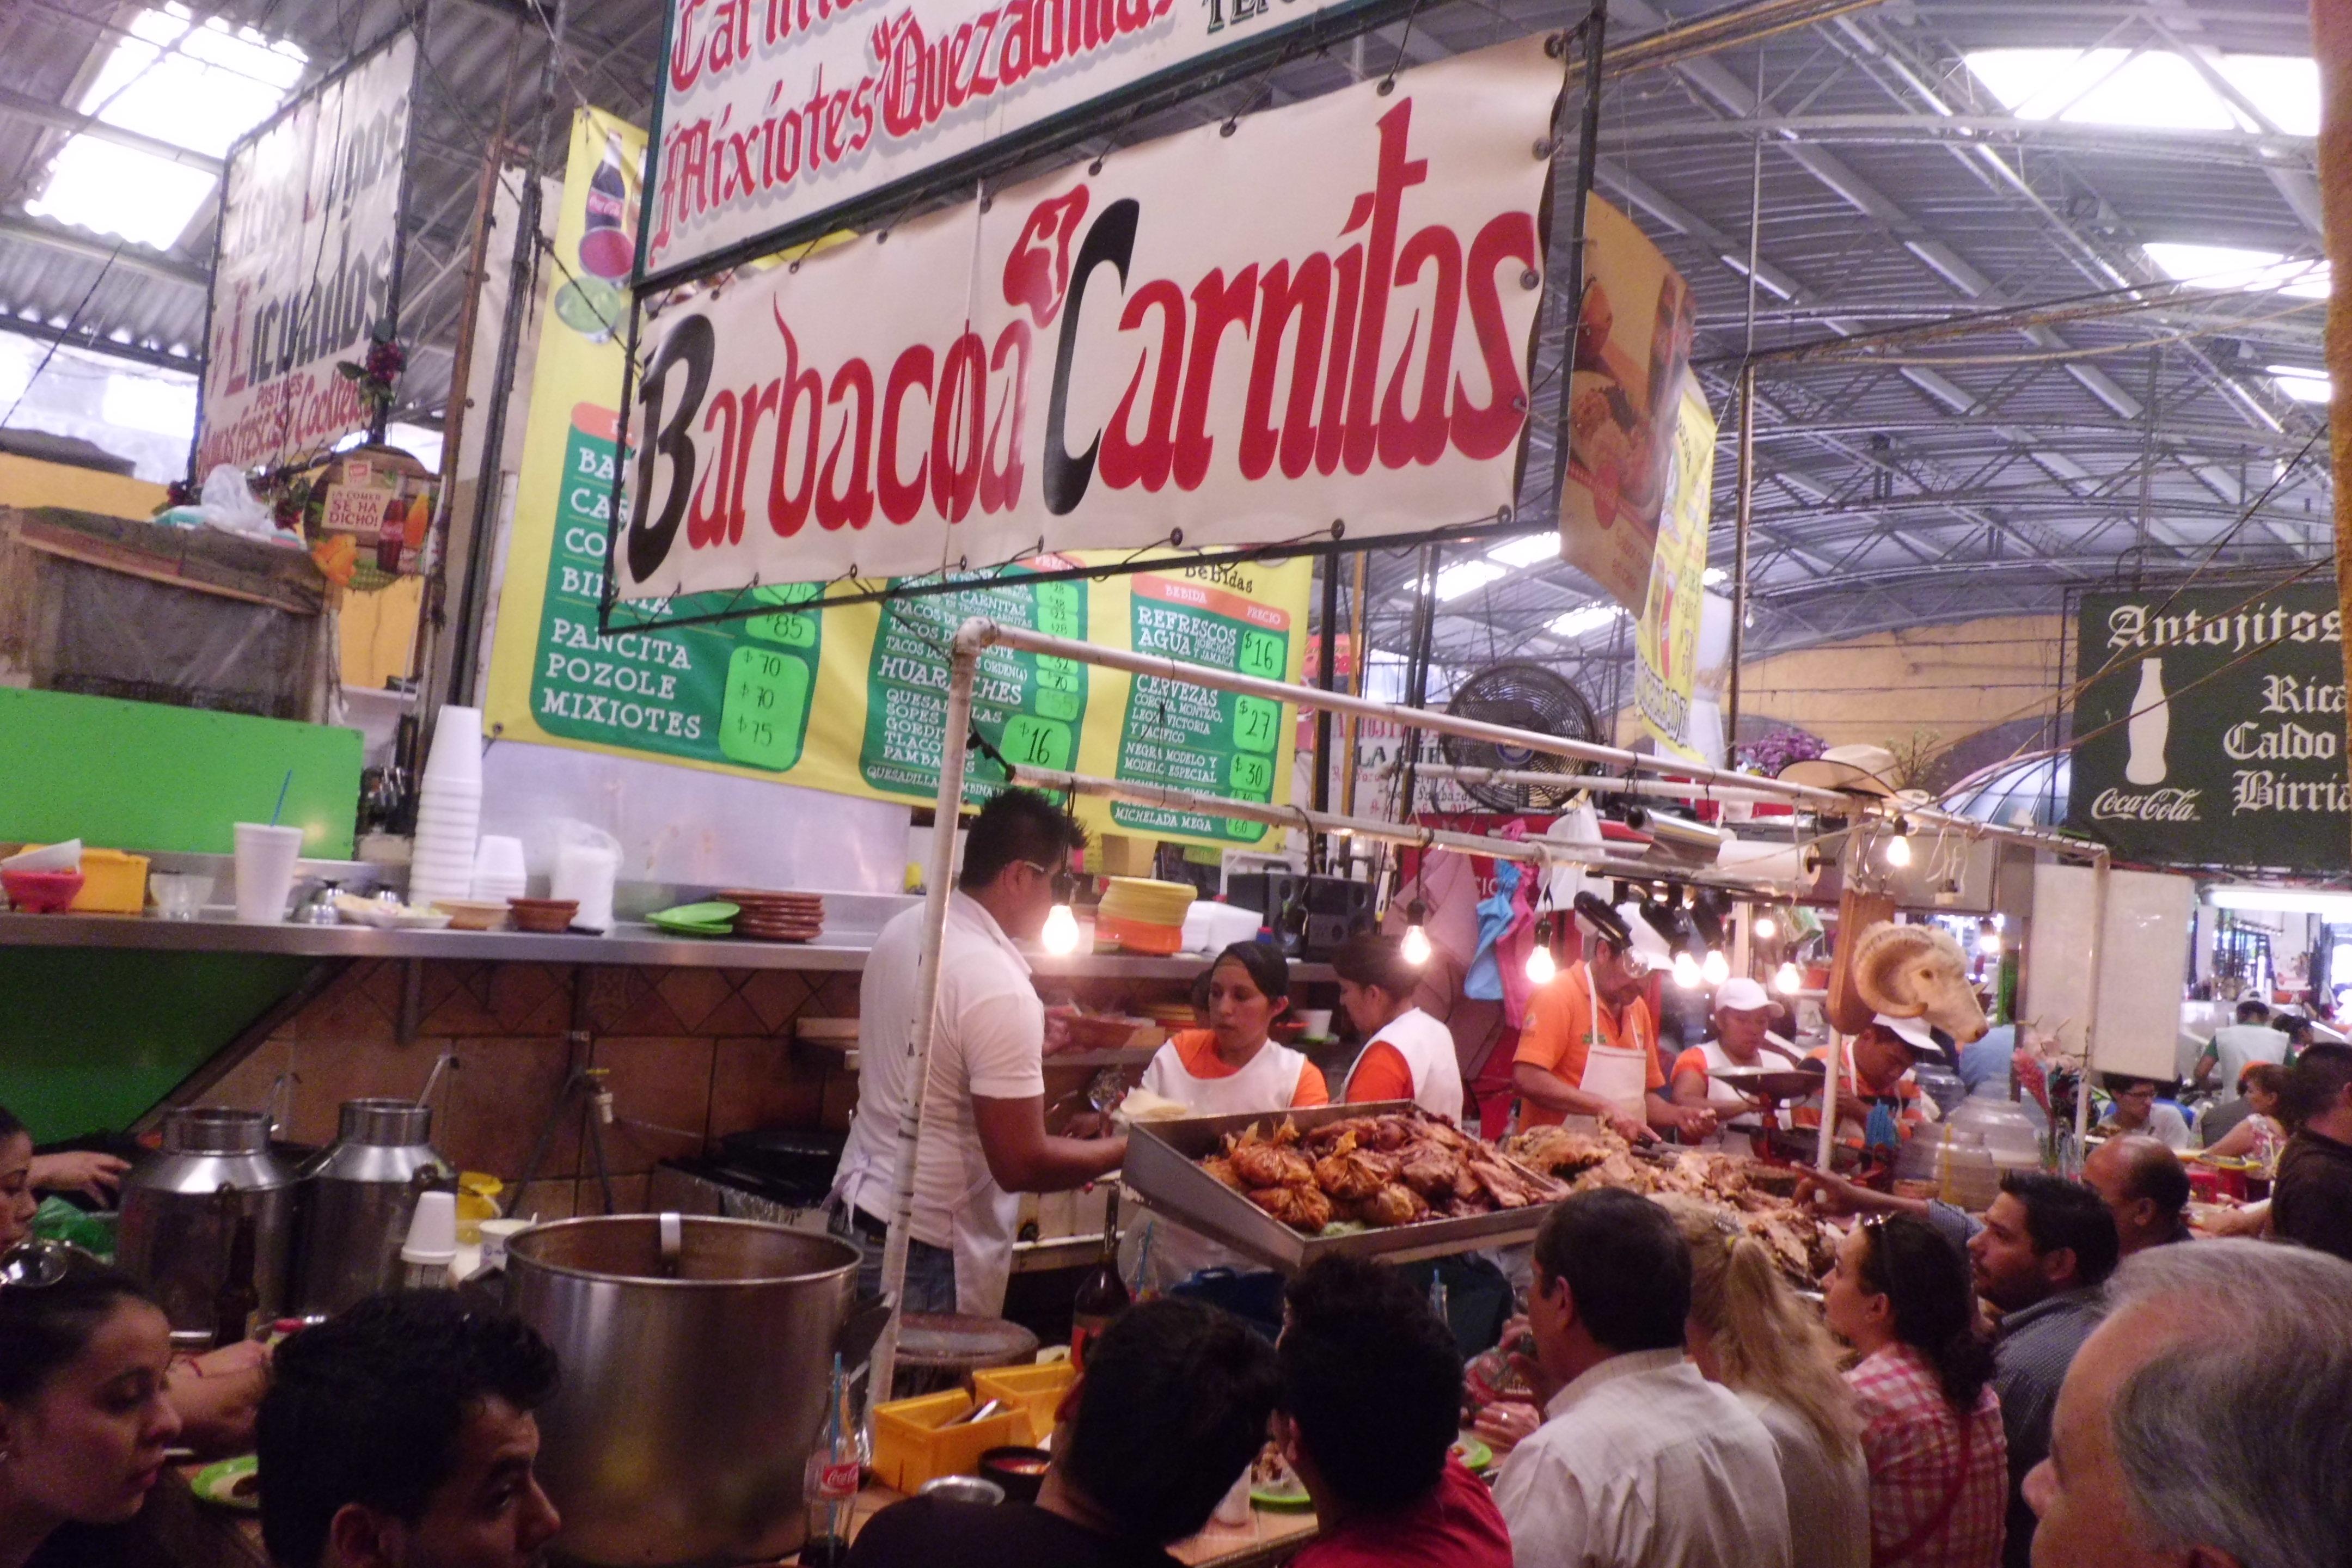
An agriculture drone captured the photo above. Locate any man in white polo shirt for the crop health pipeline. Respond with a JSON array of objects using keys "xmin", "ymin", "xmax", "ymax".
[{"xmin": 830, "ymin": 788, "xmax": 1127, "ymax": 1316}]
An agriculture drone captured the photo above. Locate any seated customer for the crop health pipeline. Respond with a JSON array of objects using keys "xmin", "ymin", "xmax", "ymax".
[
  {"xmin": 2080, "ymin": 1135, "xmax": 2191, "ymax": 1256},
  {"xmin": 0, "ymin": 1255, "xmax": 182, "ymax": 1568},
  {"xmin": 2, "ymin": 1101, "xmax": 264, "ymax": 1459},
  {"xmin": 2024, "ymin": 1240, "xmax": 2352, "ymax": 1568},
  {"xmin": 850, "ymin": 1297, "xmax": 1278, "ymax": 1568},
  {"xmin": 258, "ymin": 1291, "xmax": 563, "ymax": 1568},
  {"xmin": 2272, "ymin": 1040, "xmax": 2352, "ymax": 1263},
  {"xmin": 1274, "ymin": 1257, "xmax": 1508, "ymax": 1568},
  {"xmin": 2093, "ymin": 1076, "xmax": 2189, "ymax": 1151},
  {"xmin": 2198, "ymin": 1064, "xmax": 2288, "ymax": 1168},
  {"xmin": 1493, "ymin": 1189, "xmax": 1789, "ymax": 1568}
]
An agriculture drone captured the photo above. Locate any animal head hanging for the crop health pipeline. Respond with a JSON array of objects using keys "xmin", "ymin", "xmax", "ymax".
[{"xmin": 1851, "ymin": 922, "xmax": 1988, "ymax": 1045}]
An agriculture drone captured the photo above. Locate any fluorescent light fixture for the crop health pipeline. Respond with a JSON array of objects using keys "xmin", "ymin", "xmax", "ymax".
[
  {"xmin": 1964, "ymin": 47, "xmax": 2316, "ymax": 135},
  {"xmin": 1487, "ymin": 534, "xmax": 1561, "ymax": 569},
  {"xmin": 2265, "ymin": 366, "xmax": 2331, "ymax": 405},
  {"xmin": 1433, "ymin": 560, "xmax": 1507, "ymax": 601},
  {"xmin": 2143, "ymin": 242, "xmax": 2330, "ymax": 299},
  {"xmin": 1547, "ymin": 603, "xmax": 1626, "ymax": 640},
  {"xmin": 2208, "ymin": 886, "xmax": 2352, "ymax": 920},
  {"xmin": 26, "ymin": 4, "xmax": 305, "ymax": 250}
]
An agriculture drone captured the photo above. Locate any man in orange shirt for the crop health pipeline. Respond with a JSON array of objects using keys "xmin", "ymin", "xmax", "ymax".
[{"xmin": 1514, "ymin": 896, "xmax": 1717, "ymax": 1144}]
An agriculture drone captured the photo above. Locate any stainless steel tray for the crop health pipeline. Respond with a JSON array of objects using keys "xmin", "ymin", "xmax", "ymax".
[{"xmin": 1123, "ymin": 1102, "xmax": 1557, "ymax": 1271}]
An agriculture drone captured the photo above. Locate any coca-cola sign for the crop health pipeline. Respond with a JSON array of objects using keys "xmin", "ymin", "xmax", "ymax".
[
  {"xmin": 612, "ymin": 39, "xmax": 1558, "ymax": 600},
  {"xmin": 2068, "ymin": 585, "xmax": 2350, "ymax": 873}
]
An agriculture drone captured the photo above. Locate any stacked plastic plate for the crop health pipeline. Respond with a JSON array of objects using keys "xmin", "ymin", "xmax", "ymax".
[{"xmin": 1096, "ymin": 877, "xmax": 1198, "ymax": 955}]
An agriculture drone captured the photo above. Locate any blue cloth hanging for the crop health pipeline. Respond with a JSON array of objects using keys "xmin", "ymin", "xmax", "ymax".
[
  {"xmin": 1864, "ymin": 1098, "xmax": 1902, "ymax": 1152},
  {"xmin": 1465, "ymin": 862, "xmax": 1522, "ymax": 1001}
]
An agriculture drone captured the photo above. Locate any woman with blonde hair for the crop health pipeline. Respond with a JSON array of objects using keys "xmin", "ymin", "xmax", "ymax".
[{"xmin": 1667, "ymin": 1198, "xmax": 1870, "ymax": 1568}]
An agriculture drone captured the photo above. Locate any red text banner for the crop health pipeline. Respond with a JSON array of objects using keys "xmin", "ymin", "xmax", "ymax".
[{"xmin": 616, "ymin": 37, "xmax": 1558, "ymax": 603}]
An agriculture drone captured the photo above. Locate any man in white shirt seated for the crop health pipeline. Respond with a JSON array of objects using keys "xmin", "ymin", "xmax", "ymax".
[{"xmin": 1492, "ymin": 1189, "xmax": 1791, "ymax": 1568}]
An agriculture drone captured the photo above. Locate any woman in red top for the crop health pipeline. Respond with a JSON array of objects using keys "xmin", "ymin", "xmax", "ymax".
[
  {"xmin": 1275, "ymin": 1256, "xmax": 1511, "ymax": 1568},
  {"xmin": 1826, "ymin": 1216, "xmax": 2008, "ymax": 1568}
]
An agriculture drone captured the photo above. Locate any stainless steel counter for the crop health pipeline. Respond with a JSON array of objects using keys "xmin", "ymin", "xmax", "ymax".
[{"xmin": 0, "ymin": 911, "xmax": 1334, "ymax": 982}]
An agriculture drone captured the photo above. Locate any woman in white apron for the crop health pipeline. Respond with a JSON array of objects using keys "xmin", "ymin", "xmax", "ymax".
[
  {"xmin": 1129, "ymin": 942, "xmax": 1328, "ymax": 1289},
  {"xmin": 1672, "ymin": 976, "xmax": 1808, "ymax": 1156},
  {"xmin": 1331, "ymin": 932, "xmax": 1466, "ymax": 1123}
]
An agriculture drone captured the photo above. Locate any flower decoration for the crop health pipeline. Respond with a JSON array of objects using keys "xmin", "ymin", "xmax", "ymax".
[
  {"xmin": 1735, "ymin": 726, "xmax": 1827, "ymax": 777},
  {"xmin": 338, "ymin": 321, "xmax": 406, "ymax": 423}
]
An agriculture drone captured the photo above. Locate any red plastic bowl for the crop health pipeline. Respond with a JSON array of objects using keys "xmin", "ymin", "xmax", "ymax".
[{"xmin": 3, "ymin": 868, "xmax": 84, "ymax": 912}]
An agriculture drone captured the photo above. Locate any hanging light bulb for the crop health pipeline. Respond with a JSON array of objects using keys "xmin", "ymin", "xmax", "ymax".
[
  {"xmin": 1977, "ymin": 921, "xmax": 2002, "ymax": 957},
  {"xmin": 1401, "ymin": 900, "xmax": 1432, "ymax": 966},
  {"xmin": 1754, "ymin": 914, "xmax": 1777, "ymax": 940},
  {"xmin": 1526, "ymin": 942, "xmax": 1558, "ymax": 985},
  {"xmin": 1040, "ymin": 901, "xmax": 1081, "ymax": 955},
  {"xmin": 1672, "ymin": 951, "xmax": 1702, "ymax": 989},
  {"xmin": 1774, "ymin": 960, "xmax": 1802, "ymax": 995},
  {"xmin": 1884, "ymin": 818, "xmax": 1913, "ymax": 868},
  {"xmin": 1701, "ymin": 948, "xmax": 1730, "ymax": 986}
]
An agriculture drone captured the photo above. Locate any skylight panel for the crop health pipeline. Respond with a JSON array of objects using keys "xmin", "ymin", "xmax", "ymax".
[
  {"xmin": 1548, "ymin": 604, "xmax": 1625, "ymax": 640},
  {"xmin": 1703, "ymin": 567, "xmax": 1728, "ymax": 586},
  {"xmin": 2143, "ymin": 242, "xmax": 2330, "ymax": 299},
  {"xmin": 1434, "ymin": 561, "xmax": 1508, "ymax": 601},
  {"xmin": 2264, "ymin": 366, "xmax": 2330, "ymax": 405},
  {"xmin": 1488, "ymin": 534, "xmax": 1562, "ymax": 569},
  {"xmin": 2212, "ymin": 56, "xmax": 2319, "ymax": 136},
  {"xmin": 1963, "ymin": 46, "xmax": 2284, "ymax": 133},
  {"xmin": 24, "ymin": 4, "xmax": 305, "ymax": 248}
]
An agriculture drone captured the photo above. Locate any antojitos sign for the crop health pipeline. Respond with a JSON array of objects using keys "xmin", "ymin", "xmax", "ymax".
[
  {"xmin": 2067, "ymin": 585, "xmax": 2350, "ymax": 873},
  {"xmin": 615, "ymin": 39, "xmax": 1558, "ymax": 602}
]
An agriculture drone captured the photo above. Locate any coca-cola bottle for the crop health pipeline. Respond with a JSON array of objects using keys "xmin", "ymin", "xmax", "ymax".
[
  {"xmin": 578, "ymin": 132, "xmax": 635, "ymax": 280},
  {"xmin": 2126, "ymin": 657, "xmax": 2170, "ymax": 786},
  {"xmin": 798, "ymin": 1354, "xmax": 861, "ymax": 1565}
]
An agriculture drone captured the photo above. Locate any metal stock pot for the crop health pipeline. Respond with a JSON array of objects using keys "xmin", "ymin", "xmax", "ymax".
[{"xmin": 504, "ymin": 1214, "xmax": 889, "ymax": 1567}]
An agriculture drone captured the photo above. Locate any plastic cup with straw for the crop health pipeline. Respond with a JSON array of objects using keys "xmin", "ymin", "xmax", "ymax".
[{"xmin": 233, "ymin": 769, "xmax": 304, "ymax": 923}]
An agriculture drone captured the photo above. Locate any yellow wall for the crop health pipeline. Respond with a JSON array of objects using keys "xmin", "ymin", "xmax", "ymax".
[
  {"xmin": 339, "ymin": 577, "xmax": 423, "ymax": 690},
  {"xmin": 0, "ymin": 455, "xmax": 166, "ymax": 520},
  {"xmin": 1615, "ymin": 614, "xmax": 2067, "ymax": 752}
]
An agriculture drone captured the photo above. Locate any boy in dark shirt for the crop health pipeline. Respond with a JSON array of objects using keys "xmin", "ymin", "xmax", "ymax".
[
  {"xmin": 2274, "ymin": 1043, "xmax": 2352, "ymax": 1264},
  {"xmin": 848, "ymin": 1298, "xmax": 1278, "ymax": 1568}
]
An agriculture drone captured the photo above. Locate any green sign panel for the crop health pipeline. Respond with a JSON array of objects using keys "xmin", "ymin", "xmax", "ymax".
[
  {"xmin": 859, "ymin": 573, "xmax": 1090, "ymax": 806},
  {"xmin": 2067, "ymin": 585, "xmax": 2348, "ymax": 873},
  {"xmin": 528, "ymin": 419, "xmax": 821, "ymax": 769},
  {"xmin": 1112, "ymin": 575, "xmax": 1284, "ymax": 843}
]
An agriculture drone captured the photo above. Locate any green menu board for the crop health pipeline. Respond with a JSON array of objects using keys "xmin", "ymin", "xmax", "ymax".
[
  {"xmin": 1110, "ymin": 571, "xmax": 1290, "ymax": 843},
  {"xmin": 526, "ymin": 415, "xmax": 822, "ymax": 769},
  {"xmin": 858, "ymin": 569, "xmax": 1089, "ymax": 805}
]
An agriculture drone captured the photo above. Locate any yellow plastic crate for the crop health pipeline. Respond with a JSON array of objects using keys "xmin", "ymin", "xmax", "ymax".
[
  {"xmin": 40, "ymin": 847, "xmax": 149, "ymax": 914},
  {"xmin": 972, "ymin": 1361, "xmax": 1077, "ymax": 1446},
  {"xmin": 870, "ymin": 1389, "xmax": 1023, "ymax": 1493}
]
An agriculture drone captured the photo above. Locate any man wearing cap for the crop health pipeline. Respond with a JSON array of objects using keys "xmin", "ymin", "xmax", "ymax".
[
  {"xmin": 1515, "ymin": 896, "xmax": 1718, "ymax": 1145},
  {"xmin": 1795, "ymin": 1014, "xmax": 1944, "ymax": 1155},
  {"xmin": 1670, "ymin": 978, "xmax": 1805, "ymax": 1156}
]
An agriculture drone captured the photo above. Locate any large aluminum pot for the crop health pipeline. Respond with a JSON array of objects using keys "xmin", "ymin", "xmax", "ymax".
[
  {"xmin": 505, "ymin": 1214, "xmax": 889, "ymax": 1567},
  {"xmin": 118, "ymin": 1108, "xmax": 298, "ymax": 1338},
  {"xmin": 293, "ymin": 1099, "xmax": 450, "ymax": 1315}
]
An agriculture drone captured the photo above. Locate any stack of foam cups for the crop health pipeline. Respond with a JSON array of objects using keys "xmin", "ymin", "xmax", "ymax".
[{"xmin": 409, "ymin": 706, "xmax": 483, "ymax": 909}]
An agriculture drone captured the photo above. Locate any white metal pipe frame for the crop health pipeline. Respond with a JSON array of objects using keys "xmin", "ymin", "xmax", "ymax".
[{"xmin": 862, "ymin": 616, "xmax": 2114, "ymax": 1414}]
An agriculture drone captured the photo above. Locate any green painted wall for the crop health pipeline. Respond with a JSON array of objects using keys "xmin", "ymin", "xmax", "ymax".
[
  {"xmin": 0, "ymin": 687, "xmax": 362, "ymax": 856},
  {"xmin": 0, "ymin": 950, "xmax": 314, "ymax": 1140}
]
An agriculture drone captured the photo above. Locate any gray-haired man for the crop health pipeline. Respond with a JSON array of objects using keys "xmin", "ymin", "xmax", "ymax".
[{"xmin": 2024, "ymin": 1239, "xmax": 2352, "ymax": 1568}]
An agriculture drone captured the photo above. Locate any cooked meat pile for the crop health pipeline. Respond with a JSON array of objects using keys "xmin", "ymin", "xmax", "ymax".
[
  {"xmin": 1503, "ymin": 1124, "xmax": 1834, "ymax": 1286},
  {"xmin": 1202, "ymin": 1112, "xmax": 1569, "ymax": 1233}
]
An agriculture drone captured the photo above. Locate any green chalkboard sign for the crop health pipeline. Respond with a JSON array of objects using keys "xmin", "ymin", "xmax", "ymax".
[
  {"xmin": 1110, "ymin": 570, "xmax": 1288, "ymax": 844},
  {"xmin": 2067, "ymin": 584, "xmax": 2348, "ymax": 873}
]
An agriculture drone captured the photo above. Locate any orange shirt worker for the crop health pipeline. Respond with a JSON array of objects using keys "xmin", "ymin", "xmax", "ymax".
[{"xmin": 1514, "ymin": 895, "xmax": 1717, "ymax": 1145}]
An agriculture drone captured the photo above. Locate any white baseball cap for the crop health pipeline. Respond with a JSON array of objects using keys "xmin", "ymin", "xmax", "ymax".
[
  {"xmin": 1871, "ymin": 1012, "xmax": 1946, "ymax": 1060},
  {"xmin": 1714, "ymin": 977, "xmax": 1772, "ymax": 1013},
  {"xmin": 1616, "ymin": 902, "xmax": 1677, "ymax": 973}
]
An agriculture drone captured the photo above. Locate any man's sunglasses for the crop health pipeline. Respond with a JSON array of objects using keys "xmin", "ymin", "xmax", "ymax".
[{"xmin": 1021, "ymin": 861, "xmax": 1081, "ymax": 902}]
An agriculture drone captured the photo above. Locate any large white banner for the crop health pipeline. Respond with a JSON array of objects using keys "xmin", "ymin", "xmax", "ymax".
[
  {"xmin": 646, "ymin": 0, "xmax": 1406, "ymax": 280},
  {"xmin": 616, "ymin": 37, "xmax": 1557, "ymax": 603},
  {"xmin": 195, "ymin": 30, "xmax": 415, "ymax": 475}
]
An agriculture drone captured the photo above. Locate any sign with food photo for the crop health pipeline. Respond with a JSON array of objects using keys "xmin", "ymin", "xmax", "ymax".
[{"xmin": 1557, "ymin": 195, "xmax": 1698, "ymax": 613}]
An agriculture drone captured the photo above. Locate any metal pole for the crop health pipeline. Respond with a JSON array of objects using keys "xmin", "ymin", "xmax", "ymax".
[
  {"xmin": 1816, "ymin": 1030, "xmax": 1841, "ymax": 1172},
  {"xmin": 863, "ymin": 624, "xmax": 981, "ymax": 1422},
  {"xmin": 1728, "ymin": 359, "xmax": 1755, "ymax": 750},
  {"xmin": 2073, "ymin": 850, "xmax": 2109, "ymax": 1160},
  {"xmin": 1339, "ymin": 550, "xmax": 1369, "ymax": 820},
  {"xmin": 1398, "ymin": 544, "xmax": 1440, "ymax": 823},
  {"xmin": 1314, "ymin": 552, "xmax": 1340, "ymax": 866},
  {"xmin": 1415, "ymin": 763, "xmax": 1803, "ymax": 805}
]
